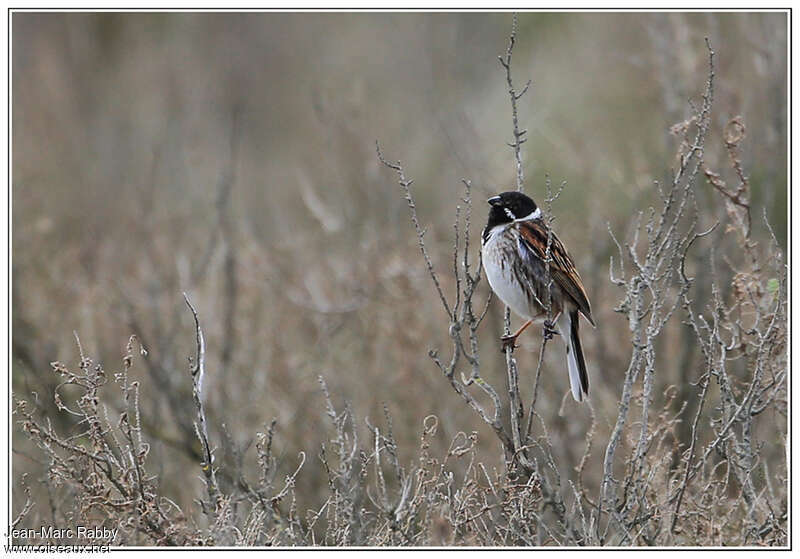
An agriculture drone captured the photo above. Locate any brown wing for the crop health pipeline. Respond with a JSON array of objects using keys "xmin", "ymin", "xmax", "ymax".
[{"xmin": 517, "ymin": 220, "xmax": 595, "ymax": 326}]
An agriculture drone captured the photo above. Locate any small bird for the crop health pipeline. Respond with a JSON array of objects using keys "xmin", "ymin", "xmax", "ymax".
[{"xmin": 481, "ymin": 191, "xmax": 595, "ymax": 401}]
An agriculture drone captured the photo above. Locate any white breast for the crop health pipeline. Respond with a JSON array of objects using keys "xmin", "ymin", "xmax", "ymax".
[{"xmin": 482, "ymin": 225, "xmax": 533, "ymax": 321}]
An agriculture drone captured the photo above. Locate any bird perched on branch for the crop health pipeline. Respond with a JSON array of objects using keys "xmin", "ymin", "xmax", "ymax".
[{"xmin": 481, "ymin": 191, "xmax": 595, "ymax": 402}]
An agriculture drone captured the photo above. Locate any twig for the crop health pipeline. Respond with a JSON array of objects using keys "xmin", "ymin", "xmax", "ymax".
[
  {"xmin": 498, "ymin": 12, "xmax": 531, "ymax": 193},
  {"xmin": 183, "ymin": 292, "xmax": 221, "ymax": 514},
  {"xmin": 376, "ymin": 142, "xmax": 452, "ymax": 318}
]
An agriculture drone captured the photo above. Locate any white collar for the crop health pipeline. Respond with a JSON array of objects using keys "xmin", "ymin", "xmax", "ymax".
[{"xmin": 514, "ymin": 207, "xmax": 542, "ymax": 223}]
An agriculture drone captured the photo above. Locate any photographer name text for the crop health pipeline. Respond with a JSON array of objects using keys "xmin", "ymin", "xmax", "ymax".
[{"xmin": 9, "ymin": 526, "xmax": 117, "ymax": 541}]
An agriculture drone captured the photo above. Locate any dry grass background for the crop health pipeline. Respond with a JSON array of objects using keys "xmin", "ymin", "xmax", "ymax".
[{"xmin": 11, "ymin": 12, "xmax": 787, "ymax": 546}]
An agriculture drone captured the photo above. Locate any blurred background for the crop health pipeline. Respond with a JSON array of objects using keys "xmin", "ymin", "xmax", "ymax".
[{"xmin": 12, "ymin": 12, "xmax": 787, "ymax": 533}]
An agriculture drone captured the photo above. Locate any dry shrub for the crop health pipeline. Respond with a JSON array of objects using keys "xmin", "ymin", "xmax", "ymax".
[{"xmin": 12, "ymin": 15, "xmax": 786, "ymax": 547}]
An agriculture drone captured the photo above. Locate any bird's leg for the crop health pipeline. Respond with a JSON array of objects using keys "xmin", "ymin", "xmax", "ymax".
[
  {"xmin": 542, "ymin": 318, "xmax": 560, "ymax": 341},
  {"xmin": 500, "ymin": 319, "xmax": 532, "ymax": 351}
]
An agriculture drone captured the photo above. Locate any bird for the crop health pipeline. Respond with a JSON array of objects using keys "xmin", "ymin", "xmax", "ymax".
[{"xmin": 481, "ymin": 191, "xmax": 595, "ymax": 402}]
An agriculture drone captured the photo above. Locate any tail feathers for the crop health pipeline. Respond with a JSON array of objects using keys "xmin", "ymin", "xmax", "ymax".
[{"xmin": 557, "ymin": 311, "xmax": 589, "ymax": 402}]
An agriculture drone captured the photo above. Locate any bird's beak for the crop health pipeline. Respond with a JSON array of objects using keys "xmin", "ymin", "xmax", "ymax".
[{"xmin": 487, "ymin": 196, "xmax": 502, "ymax": 207}]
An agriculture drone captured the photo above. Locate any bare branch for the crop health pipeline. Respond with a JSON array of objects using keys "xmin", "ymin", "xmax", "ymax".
[
  {"xmin": 376, "ymin": 142, "xmax": 452, "ymax": 318},
  {"xmin": 498, "ymin": 12, "xmax": 530, "ymax": 192},
  {"xmin": 183, "ymin": 292, "xmax": 221, "ymax": 514}
]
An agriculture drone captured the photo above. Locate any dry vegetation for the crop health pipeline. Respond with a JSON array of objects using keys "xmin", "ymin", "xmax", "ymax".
[{"xmin": 11, "ymin": 12, "xmax": 787, "ymax": 547}]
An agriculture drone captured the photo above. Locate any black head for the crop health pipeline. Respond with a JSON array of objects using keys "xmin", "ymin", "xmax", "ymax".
[{"xmin": 484, "ymin": 191, "xmax": 540, "ymax": 237}]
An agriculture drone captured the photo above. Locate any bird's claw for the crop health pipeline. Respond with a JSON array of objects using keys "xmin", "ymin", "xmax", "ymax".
[
  {"xmin": 500, "ymin": 334, "xmax": 518, "ymax": 352},
  {"xmin": 543, "ymin": 320, "xmax": 560, "ymax": 341}
]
